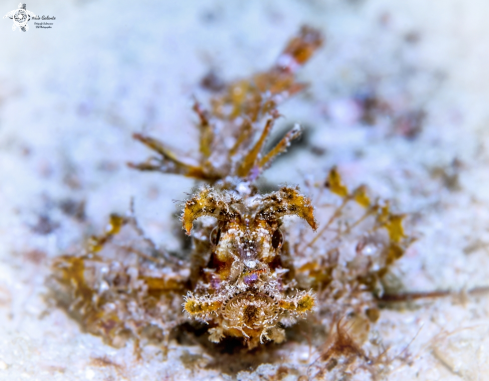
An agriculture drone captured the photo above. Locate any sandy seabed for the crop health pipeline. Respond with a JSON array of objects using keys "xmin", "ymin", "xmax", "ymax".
[{"xmin": 1, "ymin": 0, "xmax": 489, "ymax": 380}]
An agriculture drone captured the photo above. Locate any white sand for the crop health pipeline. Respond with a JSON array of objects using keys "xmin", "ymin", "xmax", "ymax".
[{"xmin": 1, "ymin": 0, "xmax": 489, "ymax": 379}]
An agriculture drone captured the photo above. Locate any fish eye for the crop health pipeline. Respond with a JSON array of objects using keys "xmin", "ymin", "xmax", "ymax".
[
  {"xmin": 271, "ymin": 229, "xmax": 283, "ymax": 250},
  {"xmin": 210, "ymin": 226, "xmax": 221, "ymax": 246}
]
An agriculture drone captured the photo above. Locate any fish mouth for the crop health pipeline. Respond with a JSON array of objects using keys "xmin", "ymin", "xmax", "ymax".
[{"xmin": 222, "ymin": 291, "xmax": 279, "ymax": 331}]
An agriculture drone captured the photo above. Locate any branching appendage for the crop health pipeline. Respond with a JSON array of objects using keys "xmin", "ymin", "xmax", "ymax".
[
  {"xmin": 50, "ymin": 26, "xmax": 325, "ymax": 354},
  {"xmin": 50, "ymin": 205, "xmax": 189, "ymax": 357},
  {"xmin": 181, "ymin": 185, "xmax": 317, "ymax": 348},
  {"xmin": 289, "ymin": 167, "xmax": 416, "ymax": 374},
  {"xmin": 128, "ymin": 26, "xmax": 323, "ymax": 185},
  {"xmin": 47, "ymin": 22, "xmax": 474, "ymax": 380},
  {"xmin": 49, "ymin": 25, "xmax": 421, "ymax": 368},
  {"xmin": 49, "ymin": 24, "xmax": 423, "ymax": 373}
]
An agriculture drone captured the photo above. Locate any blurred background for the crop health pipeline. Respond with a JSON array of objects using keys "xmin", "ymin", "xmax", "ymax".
[{"xmin": 1, "ymin": 0, "xmax": 489, "ymax": 379}]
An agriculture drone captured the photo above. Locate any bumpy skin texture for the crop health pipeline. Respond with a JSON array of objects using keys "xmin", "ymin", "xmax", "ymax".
[
  {"xmin": 50, "ymin": 26, "xmax": 413, "ymax": 359},
  {"xmin": 182, "ymin": 185, "xmax": 317, "ymax": 348},
  {"xmin": 50, "ymin": 26, "xmax": 325, "ymax": 352}
]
